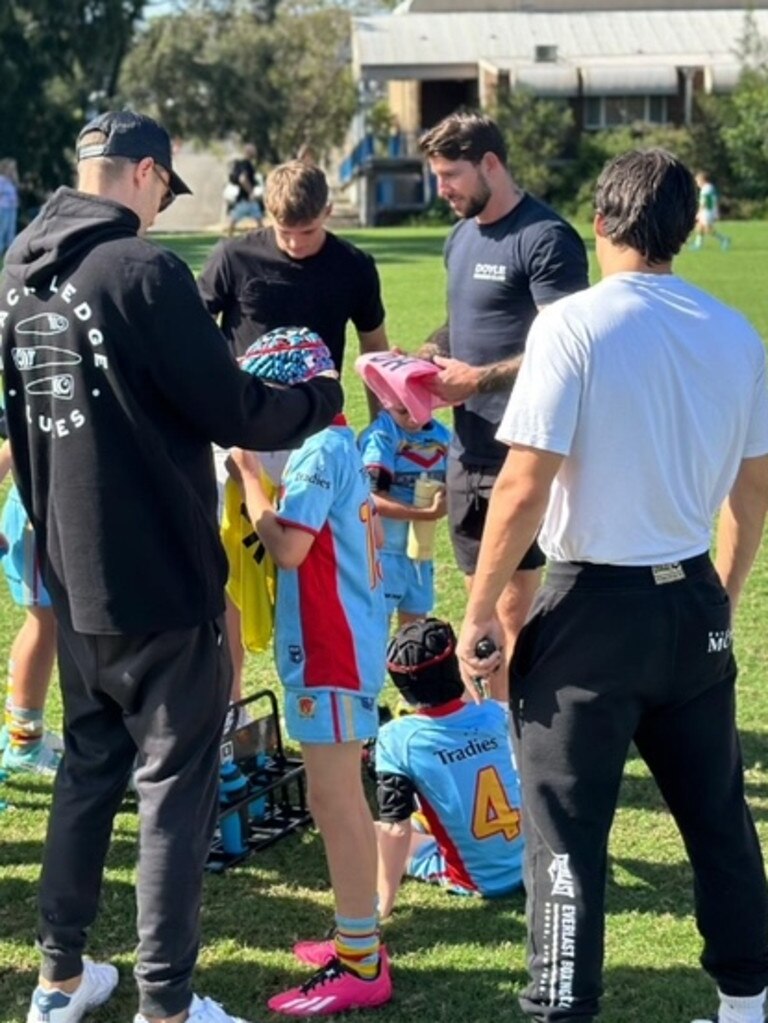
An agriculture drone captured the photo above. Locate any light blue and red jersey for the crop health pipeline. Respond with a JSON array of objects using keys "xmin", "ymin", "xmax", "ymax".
[
  {"xmin": 375, "ymin": 700, "xmax": 524, "ymax": 896},
  {"xmin": 273, "ymin": 418, "xmax": 388, "ymax": 696},
  {"xmin": 358, "ymin": 412, "xmax": 450, "ymax": 555}
]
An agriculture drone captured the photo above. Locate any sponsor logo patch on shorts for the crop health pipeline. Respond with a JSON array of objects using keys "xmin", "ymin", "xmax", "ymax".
[{"xmin": 297, "ymin": 696, "xmax": 316, "ymax": 718}]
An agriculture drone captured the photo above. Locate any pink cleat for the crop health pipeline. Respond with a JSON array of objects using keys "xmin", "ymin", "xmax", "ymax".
[
  {"xmin": 268, "ymin": 956, "xmax": 392, "ymax": 1017},
  {"xmin": 291, "ymin": 939, "xmax": 336, "ymax": 968}
]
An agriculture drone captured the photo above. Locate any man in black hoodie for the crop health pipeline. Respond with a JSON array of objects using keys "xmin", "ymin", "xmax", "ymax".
[{"xmin": 0, "ymin": 111, "xmax": 342, "ymax": 1023}]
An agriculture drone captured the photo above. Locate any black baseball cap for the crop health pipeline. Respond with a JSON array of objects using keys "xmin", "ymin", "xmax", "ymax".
[{"xmin": 76, "ymin": 110, "xmax": 192, "ymax": 197}]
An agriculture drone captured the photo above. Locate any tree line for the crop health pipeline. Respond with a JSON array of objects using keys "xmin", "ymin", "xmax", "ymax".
[
  {"xmin": 3, "ymin": 1, "xmax": 768, "ymax": 219},
  {"xmin": 1, "ymin": 0, "xmax": 358, "ymax": 218}
]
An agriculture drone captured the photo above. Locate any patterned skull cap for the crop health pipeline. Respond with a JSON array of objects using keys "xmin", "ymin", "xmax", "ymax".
[
  {"xmin": 239, "ymin": 326, "xmax": 335, "ymax": 386},
  {"xmin": 386, "ymin": 617, "xmax": 464, "ymax": 706}
]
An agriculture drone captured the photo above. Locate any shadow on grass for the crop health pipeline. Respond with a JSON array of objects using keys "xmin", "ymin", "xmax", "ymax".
[
  {"xmin": 622, "ymin": 737, "xmax": 768, "ymax": 817},
  {"xmin": 0, "ymin": 957, "xmax": 721, "ymax": 1023},
  {"xmin": 607, "ymin": 855, "xmax": 695, "ymax": 916}
]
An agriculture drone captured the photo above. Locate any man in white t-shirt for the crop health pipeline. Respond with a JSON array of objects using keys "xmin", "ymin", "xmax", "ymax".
[{"xmin": 458, "ymin": 149, "xmax": 768, "ymax": 1023}]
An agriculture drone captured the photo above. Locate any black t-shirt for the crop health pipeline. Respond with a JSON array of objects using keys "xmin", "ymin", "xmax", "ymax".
[
  {"xmin": 446, "ymin": 194, "xmax": 588, "ymax": 466},
  {"xmin": 197, "ymin": 227, "xmax": 385, "ymax": 366},
  {"xmin": 229, "ymin": 158, "xmax": 256, "ymax": 204}
]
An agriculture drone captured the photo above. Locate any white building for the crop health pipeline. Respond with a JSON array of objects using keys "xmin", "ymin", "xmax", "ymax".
[{"xmin": 352, "ymin": 2, "xmax": 768, "ymax": 135}]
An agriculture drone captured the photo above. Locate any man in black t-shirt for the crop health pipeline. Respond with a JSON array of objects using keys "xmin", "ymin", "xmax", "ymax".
[
  {"xmin": 199, "ymin": 159, "xmax": 389, "ymax": 697},
  {"xmin": 418, "ymin": 113, "xmax": 588, "ymax": 700},
  {"xmin": 225, "ymin": 143, "xmax": 264, "ymax": 235},
  {"xmin": 201, "ymin": 160, "xmax": 388, "ymax": 386}
]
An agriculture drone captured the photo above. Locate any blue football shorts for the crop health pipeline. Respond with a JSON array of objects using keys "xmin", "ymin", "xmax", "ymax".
[
  {"xmin": 284, "ymin": 689, "xmax": 379, "ymax": 745},
  {"xmin": 1, "ymin": 486, "xmax": 51, "ymax": 608},
  {"xmin": 407, "ymin": 831, "xmax": 476, "ymax": 897},
  {"xmin": 380, "ymin": 552, "xmax": 434, "ymax": 616}
]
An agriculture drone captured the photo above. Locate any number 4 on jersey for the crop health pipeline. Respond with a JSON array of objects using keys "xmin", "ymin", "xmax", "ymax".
[{"xmin": 472, "ymin": 765, "xmax": 521, "ymax": 842}]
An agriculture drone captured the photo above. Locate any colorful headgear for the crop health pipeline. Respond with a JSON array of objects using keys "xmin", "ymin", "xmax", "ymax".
[
  {"xmin": 240, "ymin": 326, "xmax": 335, "ymax": 385},
  {"xmin": 386, "ymin": 617, "xmax": 464, "ymax": 707}
]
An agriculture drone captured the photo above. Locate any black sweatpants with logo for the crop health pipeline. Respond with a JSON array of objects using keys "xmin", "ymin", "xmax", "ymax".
[
  {"xmin": 511, "ymin": 555, "xmax": 768, "ymax": 1022},
  {"xmin": 37, "ymin": 615, "xmax": 231, "ymax": 1018}
]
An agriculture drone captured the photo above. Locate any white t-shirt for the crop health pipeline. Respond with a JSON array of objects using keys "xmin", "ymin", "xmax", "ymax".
[{"xmin": 497, "ymin": 272, "xmax": 768, "ymax": 565}]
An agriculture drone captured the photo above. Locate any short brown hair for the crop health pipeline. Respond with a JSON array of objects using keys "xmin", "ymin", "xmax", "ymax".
[
  {"xmin": 595, "ymin": 149, "xmax": 697, "ymax": 264},
  {"xmin": 265, "ymin": 161, "xmax": 329, "ymax": 224},
  {"xmin": 419, "ymin": 112, "xmax": 507, "ymax": 167}
]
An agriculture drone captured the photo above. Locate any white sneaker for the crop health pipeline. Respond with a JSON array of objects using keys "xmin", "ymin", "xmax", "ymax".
[
  {"xmin": 134, "ymin": 993, "xmax": 253, "ymax": 1023},
  {"xmin": 26, "ymin": 960, "xmax": 119, "ymax": 1023}
]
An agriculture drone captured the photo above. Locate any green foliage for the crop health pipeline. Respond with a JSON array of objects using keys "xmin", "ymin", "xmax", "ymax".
[
  {"xmin": 702, "ymin": 8, "xmax": 768, "ymax": 203},
  {"xmin": 366, "ymin": 99, "xmax": 397, "ymax": 151},
  {"xmin": 0, "ymin": 0, "xmax": 146, "ymax": 210},
  {"xmin": 118, "ymin": 5, "xmax": 356, "ymax": 163},
  {"xmin": 491, "ymin": 89, "xmax": 575, "ymax": 201},
  {"xmin": 720, "ymin": 70, "xmax": 768, "ymax": 200},
  {"xmin": 565, "ymin": 123, "xmax": 707, "ymax": 218}
]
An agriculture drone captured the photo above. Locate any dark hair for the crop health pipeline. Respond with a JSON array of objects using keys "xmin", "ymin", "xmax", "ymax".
[
  {"xmin": 594, "ymin": 149, "xmax": 697, "ymax": 264},
  {"xmin": 419, "ymin": 112, "xmax": 507, "ymax": 167}
]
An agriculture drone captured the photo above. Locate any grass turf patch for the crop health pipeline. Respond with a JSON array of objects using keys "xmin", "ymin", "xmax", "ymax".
[{"xmin": 1, "ymin": 221, "xmax": 766, "ymax": 1022}]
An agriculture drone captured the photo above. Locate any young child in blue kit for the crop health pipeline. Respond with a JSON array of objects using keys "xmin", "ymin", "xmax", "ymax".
[
  {"xmin": 358, "ymin": 404, "xmax": 450, "ymax": 627},
  {"xmin": 375, "ymin": 617, "xmax": 524, "ymax": 917}
]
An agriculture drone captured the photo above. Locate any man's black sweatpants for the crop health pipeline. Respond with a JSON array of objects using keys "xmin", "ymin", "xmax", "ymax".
[
  {"xmin": 37, "ymin": 615, "xmax": 231, "ymax": 1018},
  {"xmin": 511, "ymin": 555, "xmax": 768, "ymax": 1022}
]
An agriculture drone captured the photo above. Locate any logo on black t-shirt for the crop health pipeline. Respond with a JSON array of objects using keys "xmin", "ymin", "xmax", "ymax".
[{"xmin": 473, "ymin": 263, "xmax": 506, "ymax": 282}]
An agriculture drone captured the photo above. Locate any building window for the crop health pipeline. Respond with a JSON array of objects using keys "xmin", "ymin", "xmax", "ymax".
[
  {"xmin": 584, "ymin": 95, "xmax": 668, "ymax": 129},
  {"xmin": 535, "ymin": 45, "xmax": 558, "ymax": 63}
]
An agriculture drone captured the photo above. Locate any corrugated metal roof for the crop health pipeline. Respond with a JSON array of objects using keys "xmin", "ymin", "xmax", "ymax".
[
  {"xmin": 516, "ymin": 64, "xmax": 580, "ymax": 95},
  {"xmin": 582, "ymin": 64, "xmax": 679, "ymax": 94},
  {"xmin": 352, "ymin": 9, "xmax": 768, "ymax": 74}
]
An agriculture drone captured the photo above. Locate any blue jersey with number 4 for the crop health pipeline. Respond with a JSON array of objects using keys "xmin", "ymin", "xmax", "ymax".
[
  {"xmin": 376, "ymin": 699, "xmax": 524, "ymax": 895},
  {"xmin": 274, "ymin": 422, "xmax": 387, "ymax": 696}
]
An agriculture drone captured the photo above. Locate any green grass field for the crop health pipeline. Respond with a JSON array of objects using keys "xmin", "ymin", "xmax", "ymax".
[{"xmin": 1, "ymin": 222, "xmax": 768, "ymax": 1023}]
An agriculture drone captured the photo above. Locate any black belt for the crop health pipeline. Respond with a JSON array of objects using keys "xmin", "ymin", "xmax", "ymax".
[{"xmin": 546, "ymin": 553, "xmax": 712, "ymax": 590}]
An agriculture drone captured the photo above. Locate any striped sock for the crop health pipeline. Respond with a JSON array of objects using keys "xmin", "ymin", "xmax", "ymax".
[
  {"xmin": 334, "ymin": 912, "xmax": 380, "ymax": 979},
  {"xmin": 5, "ymin": 700, "xmax": 44, "ymax": 752}
]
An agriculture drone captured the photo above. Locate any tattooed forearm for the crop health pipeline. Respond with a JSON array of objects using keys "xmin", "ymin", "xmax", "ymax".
[
  {"xmin": 417, "ymin": 324, "xmax": 450, "ymax": 361},
  {"xmin": 476, "ymin": 356, "xmax": 523, "ymax": 394}
]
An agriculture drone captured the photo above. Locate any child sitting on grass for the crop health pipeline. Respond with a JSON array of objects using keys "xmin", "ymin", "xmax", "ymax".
[
  {"xmin": 228, "ymin": 326, "xmax": 391, "ymax": 1018},
  {"xmin": 375, "ymin": 617, "xmax": 524, "ymax": 917}
]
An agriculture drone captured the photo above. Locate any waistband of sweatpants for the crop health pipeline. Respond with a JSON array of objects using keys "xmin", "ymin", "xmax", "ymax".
[{"xmin": 545, "ymin": 552, "xmax": 713, "ymax": 590}]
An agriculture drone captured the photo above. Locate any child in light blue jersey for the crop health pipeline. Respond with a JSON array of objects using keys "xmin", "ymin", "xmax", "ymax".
[
  {"xmin": 0, "ymin": 437, "xmax": 60, "ymax": 776},
  {"xmin": 375, "ymin": 617, "xmax": 524, "ymax": 917},
  {"xmin": 229, "ymin": 326, "xmax": 392, "ymax": 1018},
  {"xmin": 358, "ymin": 405, "xmax": 449, "ymax": 627}
]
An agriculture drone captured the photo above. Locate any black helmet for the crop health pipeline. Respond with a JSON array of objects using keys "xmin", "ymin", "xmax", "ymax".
[{"xmin": 386, "ymin": 617, "xmax": 464, "ymax": 707}]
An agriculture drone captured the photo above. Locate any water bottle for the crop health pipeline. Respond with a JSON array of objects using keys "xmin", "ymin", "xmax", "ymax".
[
  {"xmin": 406, "ymin": 473, "xmax": 442, "ymax": 561},
  {"xmin": 219, "ymin": 761, "xmax": 249, "ymax": 855}
]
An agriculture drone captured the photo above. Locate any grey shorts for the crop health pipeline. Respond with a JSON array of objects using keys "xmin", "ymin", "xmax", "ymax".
[{"xmin": 446, "ymin": 457, "xmax": 545, "ymax": 576}]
